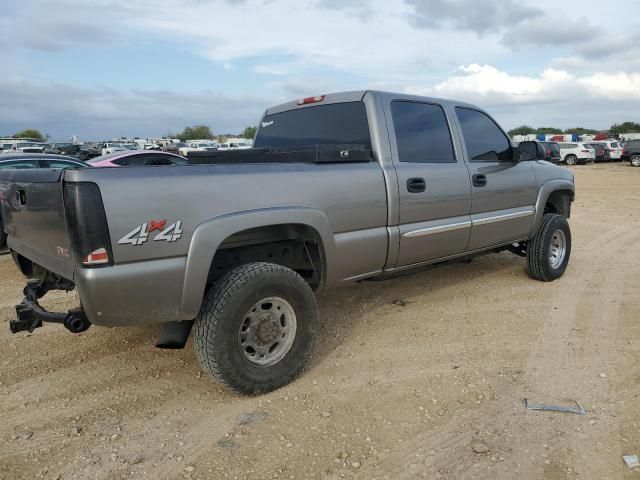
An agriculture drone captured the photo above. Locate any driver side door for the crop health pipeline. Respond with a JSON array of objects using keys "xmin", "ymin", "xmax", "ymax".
[{"xmin": 454, "ymin": 107, "xmax": 538, "ymax": 251}]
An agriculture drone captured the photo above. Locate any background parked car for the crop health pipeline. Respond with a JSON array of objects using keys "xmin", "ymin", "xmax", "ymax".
[
  {"xmin": 218, "ymin": 141, "xmax": 252, "ymax": 151},
  {"xmin": 602, "ymin": 140, "xmax": 623, "ymax": 160},
  {"xmin": 540, "ymin": 141, "xmax": 561, "ymax": 163},
  {"xmin": 557, "ymin": 142, "xmax": 596, "ymax": 165},
  {"xmin": 585, "ymin": 143, "xmax": 611, "ymax": 162},
  {"xmin": 3, "ymin": 142, "xmax": 46, "ymax": 154},
  {"xmin": 88, "ymin": 150, "xmax": 188, "ymax": 167},
  {"xmin": 45, "ymin": 142, "xmax": 82, "ymax": 156},
  {"xmin": 162, "ymin": 142, "xmax": 186, "ymax": 155},
  {"xmin": 0, "ymin": 154, "xmax": 88, "ymax": 250},
  {"xmin": 101, "ymin": 143, "xmax": 127, "ymax": 155},
  {"xmin": 621, "ymin": 139, "xmax": 640, "ymax": 167},
  {"xmin": 178, "ymin": 141, "xmax": 219, "ymax": 156}
]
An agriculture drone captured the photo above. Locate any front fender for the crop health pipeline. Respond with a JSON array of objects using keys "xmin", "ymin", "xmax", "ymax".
[
  {"xmin": 179, "ymin": 207, "xmax": 336, "ymax": 319},
  {"xmin": 528, "ymin": 179, "xmax": 575, "ymax": 238}
]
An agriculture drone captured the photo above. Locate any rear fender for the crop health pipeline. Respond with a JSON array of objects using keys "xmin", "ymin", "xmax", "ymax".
[{"xmin": 179, "ymin": 207, "xmax": 335, "ymax": 318}]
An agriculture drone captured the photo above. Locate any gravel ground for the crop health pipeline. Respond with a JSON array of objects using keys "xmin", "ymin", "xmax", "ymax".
[{"xmin": 0, "ymin": 163, "xmax": 638, "ymax": 480}]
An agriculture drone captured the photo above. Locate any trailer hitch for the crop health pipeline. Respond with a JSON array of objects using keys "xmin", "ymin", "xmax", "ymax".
[{"xmin": 9, "ymin": 276, "xmax": 91, "ymax": 334}]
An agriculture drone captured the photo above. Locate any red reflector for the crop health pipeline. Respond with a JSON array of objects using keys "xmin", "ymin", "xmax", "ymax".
[
  {"xmin": 297, "ymin": 95, "xmax": 325, "ymax": 105},
  {"xmin": 82, "ymin": 247, "xmax": 109, "ymax": 265}
]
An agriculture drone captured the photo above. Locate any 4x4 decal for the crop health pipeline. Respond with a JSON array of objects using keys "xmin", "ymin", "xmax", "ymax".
[{"xmin": 118, "ymin": 220, "xmax": 183, "ymax": 246}]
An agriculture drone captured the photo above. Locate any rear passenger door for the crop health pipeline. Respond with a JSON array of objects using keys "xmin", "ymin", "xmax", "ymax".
[
  {"xmin": 389, "ymin": 100, "xmax": 472, "ymax": 266},
  {"xmin": 454, "ymin": 107, "xmax": 538, "ymax": 251}
]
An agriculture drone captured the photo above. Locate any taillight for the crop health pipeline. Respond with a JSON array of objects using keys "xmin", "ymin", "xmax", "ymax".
[
  {"xmin": 82, "ymin": 248, "xmax": 109, "ymax": 265},
  {"xmin": 546, "ymin": 149, "xmax": 551, "ymax": 155},
  {"xmin": 64, "ymin": 183, "xmax": 113, "ymax": 267},
  {"xmin": 297, "ymin": 95, "xmax": 325, "ymax": 105},
  {"xmin": 622, "ymin": 148, "xmax": 628, "ymax": 154}
]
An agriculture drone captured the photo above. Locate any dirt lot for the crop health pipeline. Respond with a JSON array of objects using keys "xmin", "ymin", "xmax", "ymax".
[{"xmin": 0, "ymin": 163, "xmax": 638, "ymax": 480}]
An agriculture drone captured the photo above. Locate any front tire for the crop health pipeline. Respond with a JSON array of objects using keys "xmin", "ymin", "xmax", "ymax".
[
  {"xmin": 526, "ymin": 214, "xmax": 571, "ymax": 282},
  {"xmin": 631, "ymin": 155, "xmax": 640, "ymax": 167},
  {"xmin": 194, "ymin": 262, "xmax": 318, "ymax": 395},
  {"xmin": 565, "ymin": 155, "xmax": 577, "ymax": 166}
]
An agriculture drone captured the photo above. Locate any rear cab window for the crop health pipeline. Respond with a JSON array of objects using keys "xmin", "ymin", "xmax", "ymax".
[
  {"xmin": 390, "ymin": 101, "xmax": 456, "ymax": 163},
  {"xmin": 254, "ymin": 102, "xmax": 371, "ymax": 152}
]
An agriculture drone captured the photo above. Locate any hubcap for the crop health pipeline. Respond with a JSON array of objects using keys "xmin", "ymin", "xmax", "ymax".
[
  {"xmin": 549, "ymin": 229, "xmax": 567, "ymax": 270},
  {"xmin": 238, "ymin": 297, "xmax": 297, "ymax": 366},
  {"xmin": 632, "ymin": 156, "xmax": 640, "ymax": 167}
]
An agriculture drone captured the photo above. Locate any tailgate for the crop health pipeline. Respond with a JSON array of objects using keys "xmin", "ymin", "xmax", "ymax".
[{"xmin": 0, "ymin": 168, "xmax": 75, "ymax": 279}]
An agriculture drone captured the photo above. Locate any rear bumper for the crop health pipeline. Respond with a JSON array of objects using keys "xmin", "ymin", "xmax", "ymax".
[{"xmin": 74, "ymin": 256, "xmax": 189, "ymax": 327}]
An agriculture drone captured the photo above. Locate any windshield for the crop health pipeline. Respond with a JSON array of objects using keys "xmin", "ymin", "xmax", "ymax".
[{"xmin": 254, "ymin": 102, "xmax": 371, "ymax": 149}]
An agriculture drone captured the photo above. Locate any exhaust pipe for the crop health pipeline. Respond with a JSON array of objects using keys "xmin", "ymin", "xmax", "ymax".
[{"xmin": 63, "ymin": 308, "xmax": 91, "ymax": 334}]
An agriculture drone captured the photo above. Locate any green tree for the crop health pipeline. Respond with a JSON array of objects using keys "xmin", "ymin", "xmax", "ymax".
[
  {"xmin": 13, "ymin": 129, "xmax": 45, "ymax": 141},
  {"xmin": 536, "ymin": 127, "xmax": 563, "ymax": 134},
  {"xmin": 609, "ymin": 122, "xmax": 640, "ymax": 135},
  {"xmin": 564, "ymin": 127, "xmax": 598, "ymax": 135},
  {"xmin": 178, "ymin": 125, "xmax": 214, "ymax": 142},
  {"xmin": 507, "ymin": 125, "xmax": 536, "ymax": 137},
  {"xmin": 241, "ymin": 126, "xmax": 257, "ymax": 139}
]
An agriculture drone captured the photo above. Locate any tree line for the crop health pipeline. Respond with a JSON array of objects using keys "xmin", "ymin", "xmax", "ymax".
[
  {"xmin": 508, "ymin": 122, "xmax": 640, "ymax": 137},
  {"xmin": 167, "ymin": 125, "xmax": 257, "ymax": 142},
  {"xmin": 3, "ymin": 126, "xmax": 259, "ymax": 143}
]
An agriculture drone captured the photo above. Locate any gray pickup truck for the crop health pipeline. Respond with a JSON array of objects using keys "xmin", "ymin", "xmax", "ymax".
[{"xmin": 0, "ymin": 91, "xmax": 574, "ymax": 394}]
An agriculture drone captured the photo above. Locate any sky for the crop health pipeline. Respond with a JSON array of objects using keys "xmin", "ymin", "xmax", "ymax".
[{"xmin": 1, "ymin": 0, "xmax": 639, "ymax": 140}]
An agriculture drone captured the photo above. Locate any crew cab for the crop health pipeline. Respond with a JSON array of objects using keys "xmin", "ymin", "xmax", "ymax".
[{"xmin": 0, "ymin": 91, "xmax": 575, "ymax": 395}]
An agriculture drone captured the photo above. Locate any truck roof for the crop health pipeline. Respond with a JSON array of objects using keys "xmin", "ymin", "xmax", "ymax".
[{"xmin": 265, "ymin": 90, "xmax": 477, "ymax": 115}]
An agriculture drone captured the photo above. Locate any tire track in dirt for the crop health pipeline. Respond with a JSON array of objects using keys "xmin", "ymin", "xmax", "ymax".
[{"xmin": 353, "ymin": 223, "xmax": 632, "ymax": 479}]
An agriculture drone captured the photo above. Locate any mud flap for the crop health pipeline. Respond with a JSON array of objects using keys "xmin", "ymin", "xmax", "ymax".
[{"xmin": 156, "ymin": 320, "xmax": 194, "ymax": 349}]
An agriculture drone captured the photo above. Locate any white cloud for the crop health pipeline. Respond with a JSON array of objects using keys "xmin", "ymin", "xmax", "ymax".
[
  {"xmin": 1, "ymin": 0, "xmax": 640, "ymax": 136},
  {"xmin": 407, "ymin": 64, "xmax": 640, "ymax": 104}
]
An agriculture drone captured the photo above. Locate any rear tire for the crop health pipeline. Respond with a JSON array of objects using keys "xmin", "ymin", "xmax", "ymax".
[
  {"xmin": 194, "ymin": 262, "xmax": 318, "ymax": 395},
  {"xmin": 631, "ymin": 155, "xmax": 640, "ymax": 167},
  {"xmin": 526, "ymin": 214, "xmax": 571, "ymax": 282},
  {"xmin": 565, "ymin": 155, "xmax": 577, "ymax": 166}
]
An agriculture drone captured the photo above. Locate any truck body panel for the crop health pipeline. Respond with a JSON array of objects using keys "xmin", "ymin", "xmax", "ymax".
[{"xmin": 0, "ymin": 90, "xmax": 575, "ymax": 328}]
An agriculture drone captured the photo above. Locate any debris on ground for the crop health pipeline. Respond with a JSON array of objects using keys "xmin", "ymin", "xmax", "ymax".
[
  {"xmin": 236, "ymin": 411, "xmax": 269, "ymax": 425},
  {"xmin": 472, "ymin": 442, "xmax": 490, "ymax": 454},
  {"xmin": 623, "ymin": 455, "xmax": 640, "ymax": 469},
  {"xmin": 391, "ymin": 299, "xmax": 410, "ymax": 307},
  {"xmin": 524, "ymin": 399, "xmax": 585, "ymax": 415}
]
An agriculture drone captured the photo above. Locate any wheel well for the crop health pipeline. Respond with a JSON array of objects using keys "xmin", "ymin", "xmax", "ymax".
[
  {"xmin": 208, "ymin": 224, "xmax": 326, "ymax": 290},
  {"xmin": 544, "ymin": 190, "xmax": 573, "ymax": 218}
]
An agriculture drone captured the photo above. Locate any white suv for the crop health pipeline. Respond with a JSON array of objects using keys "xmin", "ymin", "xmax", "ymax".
[
  {"xmin": 557, "ymin": 142, "xmax": 595, "ymax": 165},
  {"xmin": 602, "ymin": 140, "xmax": 623, "ymax": 160}
]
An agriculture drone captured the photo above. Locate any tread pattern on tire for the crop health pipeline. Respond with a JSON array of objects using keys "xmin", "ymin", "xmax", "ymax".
[
  {"xmin": 194, "ymin": 262, "xmax": 317, "ymax": 395},
  {"xmin": 526, "ymin": 213, "xmax": 569, "ymax": 282}
]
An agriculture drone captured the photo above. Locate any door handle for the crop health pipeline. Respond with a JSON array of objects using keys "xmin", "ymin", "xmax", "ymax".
[
  {"xmin": 472, "ymin": 174, "xmax": 487, "ymax": 187},
  {"xmin": 406, "ymin": 177, "xmax": 426, "ymax": 193}
]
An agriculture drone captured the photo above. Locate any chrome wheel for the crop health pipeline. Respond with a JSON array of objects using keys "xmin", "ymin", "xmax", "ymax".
[
  {"xmin": 565, "ymin": 156, "xmax": 576, "ymax": 166},
  {"xmin": 238, "ymin": 297, "xmax": 297, "ymax": 367},
  {"xmin": 631, "ymin": 155, "xmax": 640, "ymax": 167},
  {"xmin": 549, "ymin": 229, "xmax": 567, "ymax": 269}
]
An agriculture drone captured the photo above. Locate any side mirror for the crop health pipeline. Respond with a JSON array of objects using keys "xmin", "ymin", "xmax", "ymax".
[{"xmin": 517, "ymin": 141, "xmax": 545, "ymax": 161}]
